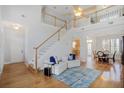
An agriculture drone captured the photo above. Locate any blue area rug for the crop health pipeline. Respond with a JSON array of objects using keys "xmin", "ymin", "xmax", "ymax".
[{"xmin": 53, "ymin": 67, "xmax": 101, "ymax": 88}]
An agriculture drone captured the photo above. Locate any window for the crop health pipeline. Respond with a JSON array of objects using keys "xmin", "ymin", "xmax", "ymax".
[
  {"xmin": 102, "ymin": 38, "xmax": 120, "ymax": 53},
  {"xmin": 102, "ymin": 39, "xmax": 110, "ymax": 51},
  {"xmin": 110, "ymin": 38, "xmax": 120, "ymax": 53}
]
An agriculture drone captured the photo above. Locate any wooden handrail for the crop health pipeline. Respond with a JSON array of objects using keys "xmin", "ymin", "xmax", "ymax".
[
  {"xmin": 91, "ymin": 5, "xmax": 114, "ymax": 14},
  {"xmin": 34, "ymin": 24, "xmax": 66, "ymax": 71},
  {"xmin": 44, "ymin": 12, "xmax": 67, "ymax": 28},
  {"xmin": 45, "ymin": 12, "xmax": 65, "ymax": 22},
  {"xmin": 34, "ymin": 25, "xmax": 65, "ymax": 49}
]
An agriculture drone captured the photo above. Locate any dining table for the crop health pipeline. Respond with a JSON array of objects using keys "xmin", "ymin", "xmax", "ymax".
[{"xmin": 97, "ymin": 50, "xmax": 110, "ymax": 63}]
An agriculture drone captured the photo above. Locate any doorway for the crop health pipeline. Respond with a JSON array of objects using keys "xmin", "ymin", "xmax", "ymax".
[
  {"xmin": 4, "ymin": 28, "xmax": 25, "ymax": 64},
  {"xmin": 71, "ymin": 39, "xmax": 80, "ymax": 59},
  {"xmin": 87, "ymin": 40, "xmax": 92, "ymax": 56},
  {"xmin": 10, "ymin": 29, "xmax": 24, "ymax": 63}
]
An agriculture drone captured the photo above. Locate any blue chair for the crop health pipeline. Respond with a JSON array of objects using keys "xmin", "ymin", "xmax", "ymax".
[
  {"xmin": 50, "ymin": 56, "xmax": 56, "ymax": 65},
  {"xmin": 68, "ymin": 54, "xmax": 76, "ymax": 60}
]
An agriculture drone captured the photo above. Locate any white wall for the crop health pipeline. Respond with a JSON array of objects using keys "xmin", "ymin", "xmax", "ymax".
[
  {"xmin": 0, "ymin": 28, "xmax": 5, "ymax": 74},
  {"xmin": 0, "ymin": 6, "xmax": 1, "ymax": 20},
  {"xmin": 0, "ymin": 26, "xmax": 5, "ymax": 74},
  {"xmin": 0, "ymin": 6, "xmax": 4, "ymax": 74}
]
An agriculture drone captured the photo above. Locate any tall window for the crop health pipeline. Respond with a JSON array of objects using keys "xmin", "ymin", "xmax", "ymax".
[
  {"xmin": 102, "ymin": 39, "xmax": 111, "ymax": 51},
  {"xmin": 102, "ymin": 38, "xmax": 120, "ymax": 53}
]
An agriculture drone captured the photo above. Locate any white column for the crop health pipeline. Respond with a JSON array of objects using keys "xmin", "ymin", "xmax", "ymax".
[
  {"xmin": 0, "ymin": 26, "xmax": 5, "ymax": 75},
  {"xmin": 80, "ymin": 36, "xmax": 87, "ymax": 62}
]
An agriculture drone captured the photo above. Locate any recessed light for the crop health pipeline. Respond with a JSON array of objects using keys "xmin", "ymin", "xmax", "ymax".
[
  {"xmin": 65, "ymin": 7, "xmax": 68, "ymax": 10},
  {"xmin": 21, "ymin": 14, "xmax": 25, "ymax": 18},
  {"xmin": 12, "ymin": 24, "xmax": 22, "ymax": 30},
  {"xmin": 53, "ymin": 6, "xmax": 56, "ymax": 9}
]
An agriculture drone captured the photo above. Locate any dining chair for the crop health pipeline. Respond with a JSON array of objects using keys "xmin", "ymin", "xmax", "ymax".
[
  {"xmin": 108, "ymin": 51, "xmax": 116, "ymax": 63},
  {"xmin": 97, "ymin": 51, "xmax": 104, "ymax": 63},
  {"xmin": 104, "ymin": 50, "xmax": 111, "ymax": 55}
]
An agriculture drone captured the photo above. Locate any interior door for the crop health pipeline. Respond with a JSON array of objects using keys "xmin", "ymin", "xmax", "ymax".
[{"xmin": 10, "ymin": 29, "xmax": 24, "ymax": 63}]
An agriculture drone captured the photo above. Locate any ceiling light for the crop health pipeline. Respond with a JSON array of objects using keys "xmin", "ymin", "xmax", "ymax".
[
  {"xmin": 14, "ymin": 26, "xmax": 19, "ymax": 30},
  {"xmin": 53, "ymin": 6, "xmax": 56, "ymax": 9},
  {"xmin": 65, "ymin": 7, "xmax": 68, "ymax": 10},
  {"xmin": 12, "ymin": 24, "xmax": 22, "ymax": 30},
  {"xmin": 75, "ymin": 12, "xmax": 82, "ymax": 16},
  {"xmin": 102, "ymin": 5, "xmax": 108, "ymax": 9},
  {"xmin": 74, "ymin": 7, "xmax": 82, "ymax": 17}
]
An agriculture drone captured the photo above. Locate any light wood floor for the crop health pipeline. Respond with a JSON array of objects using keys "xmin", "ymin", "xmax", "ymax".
[{"xmin": 0, "ymin": 57, "xmax": 124, "ymax": 88}]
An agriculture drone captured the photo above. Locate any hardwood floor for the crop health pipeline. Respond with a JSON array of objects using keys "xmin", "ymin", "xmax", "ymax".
[
  {"xmin": 0, "ymin": 57, "xmax": 124, "ymax": 88},
  {"xmin": 0, "ymin": 62, "xmax": 68, "ymax": 88}
]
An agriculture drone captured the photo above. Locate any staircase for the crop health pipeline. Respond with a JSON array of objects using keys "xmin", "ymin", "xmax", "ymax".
[
  {"xmin": 38, "ymin": 41, "xmax": 57, "ymax": 56},
  {"xmin": 29, "ymin": 24, "xmax": 66, "ymax": 71}
]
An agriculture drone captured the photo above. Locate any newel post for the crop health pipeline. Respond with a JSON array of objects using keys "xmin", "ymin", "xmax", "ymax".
[
  {"xmin": 58, "ymin": 31, "xmax": 60, "ymax": 41},
  {"xmin": 34, "ymin": 47, "xmax": 38, "ymax": 71}
]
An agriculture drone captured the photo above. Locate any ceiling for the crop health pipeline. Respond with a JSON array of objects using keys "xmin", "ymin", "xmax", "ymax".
[{"xmin": 45, "ymin": 5, "xmax": 96, "ymax": 21}]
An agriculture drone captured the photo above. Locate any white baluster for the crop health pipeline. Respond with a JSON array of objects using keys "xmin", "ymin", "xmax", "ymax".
[{"xmin": 120, "ymin": 8, "xmax": 122, "ymax": 16}]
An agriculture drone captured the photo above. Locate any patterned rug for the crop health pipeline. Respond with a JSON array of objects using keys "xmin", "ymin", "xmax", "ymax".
[{"xmin": 53, "ymin": 67, "xmax": 101, "ymax": 88}]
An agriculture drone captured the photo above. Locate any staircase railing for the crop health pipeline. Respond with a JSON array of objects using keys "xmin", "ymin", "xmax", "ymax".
[{"xmin": 33, "ymin": 24, "xmax": 66, "ymax": 71}]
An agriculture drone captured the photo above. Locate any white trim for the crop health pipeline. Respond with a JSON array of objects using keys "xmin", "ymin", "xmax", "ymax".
[
  {"xmin": 4, "ymin": 61, "xmax": 24, "ymax": 65},
  {"xmin": 0, "ymin": 71, "xmax": 2, "ymax": 78}
]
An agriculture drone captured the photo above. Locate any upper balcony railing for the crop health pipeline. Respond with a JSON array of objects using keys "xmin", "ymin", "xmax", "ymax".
[
  {"xmin": 68, "ymin": 5, "xmax": 124, "ymax": 28},
  {"xmin": 42, "ymin": 6, "xmax": 124, "ymax": 29},
  {"xmin": 42, "ymin": 12, "xmax": 67, "ymax": 29},
  {"xmin": 90, "ymin": 5, "xmax": 124, "ymax": 23}
]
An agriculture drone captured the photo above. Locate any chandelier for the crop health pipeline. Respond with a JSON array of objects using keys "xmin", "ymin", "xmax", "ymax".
[{"xmin": 74, "ymin": 7, "xmax": 82, "ymax": 17}]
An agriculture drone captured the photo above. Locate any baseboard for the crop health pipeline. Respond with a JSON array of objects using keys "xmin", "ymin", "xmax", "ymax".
[{"xmin": 4, "ymin": 61, "xmax": 24, "ymax": 65}]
